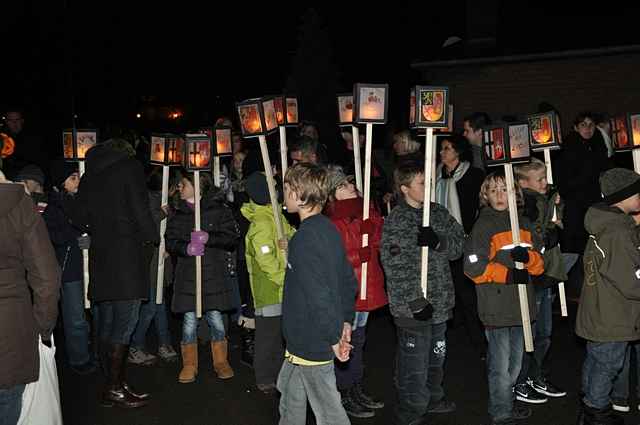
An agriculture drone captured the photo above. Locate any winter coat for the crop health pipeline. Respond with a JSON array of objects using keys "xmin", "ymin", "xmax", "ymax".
[
  {"xmin": 241, "ymin": 201, "xmax": 295, "ymax": 311},
  {"xmin": 464, "ymin": 207, "xmax": 544, "ymax": 327},
  {"xmin": 381, "ymin": 201, "xmax": 465, "ymax": 326},
  {"xmin": 0, "ymin": 183, "xmax": 60, "ymax": 389},
  {"xmin": 71, "ymin": 145, "xmax": 159, "ymax": 302},
  {"xmin": 576, "ymin": 204, "xmax": 640, "ymax": 342},
  {"xmin": 325, "ymin": 197, "xmax": 387, "ymax": 312},
  {"xmin": 166, "ymin": 189, "xmax": 240, "ymax": 313},
  {"xmin": 42, "ymin": 190, "xmax": 84, "ymax": 283}
]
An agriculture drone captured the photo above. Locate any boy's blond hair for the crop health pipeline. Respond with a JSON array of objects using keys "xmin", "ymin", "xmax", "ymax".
[
  {"xmin": 393, "ymin": 130, "xmax": 420, "ymax": 155},
  {"xmin": 393, "ymin": 160, "xmax": 423, "ymax": 197},
  {"xmin": 479, "ymin": 171, "xmax": 523, "ymax": 207},
  {"xmin": 514, "ymin": 158, "xmax": 546, "ymax": 182},
  {"xmin": 284, "ymin": 163, "xmax": 329, "ymax": 209}
]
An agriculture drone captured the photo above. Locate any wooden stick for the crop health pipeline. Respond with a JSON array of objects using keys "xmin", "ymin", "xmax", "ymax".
[
  {"xmin": 633, "ymin": 149, "xmax": 640, "ymax": 174},
  {"xmin": 79, "ymin": 161, "xmax": 90, "ymax": 309},
  {"xmin": 194, "ymin": 170, "xmax": 203, "ymax": 319},
  {"xmin": 504, "ymin": 164, "xmax": 534, "ymax": 352},
  {"xmin": 352, "ymin": 125, "xmax": 363, "ymax": 193},
  {"xmin": 359, "ymin": 124, "xmax": 373, "ymax": 300},
  {"xmin": 386, "ymin": 201, "xmax": 391, "ymax": 215},
  {"xmin": 213, "ymin": 156, "xmax": 221, "ymax": 187},
  {"xmin": 420, "ymin": 129, "xmax": 436, "ymax": 298},
  {"xmin": 543, "ymin": 149, "xmax": 567, "ymax": 317},
  {"xmin": 279, "ymin": 126, "xmax": 288, "ymax": 186},
  {"xmin": 258, "ymin": 135, "xmax": 284, "ymax": 241},
  {"xmin": 156, "ymin": 165, "xmax": 169, "ymax": 304}
]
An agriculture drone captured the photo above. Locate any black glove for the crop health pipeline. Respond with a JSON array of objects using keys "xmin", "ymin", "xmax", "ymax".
[
  {"xmin": 417, "ymin": 226, "xmax": 440, "ymax": 249},
  {"xmin": 544, "ymin": 226, "xmax": 560, "ymax": 249},
  {"xmin": 77, "ymin": 234, "xmax": 91, "ymax": 250},
  {"xmin": 510, "ymin": 246, "xmax": 529, "ymax": 263},
  {"xmin": 506, "ymin": 268, "xmax": 530, "ymax": 285},
  {"xmin": 412, "ymin": 303, "xmax": 434, "ymax": 321}
]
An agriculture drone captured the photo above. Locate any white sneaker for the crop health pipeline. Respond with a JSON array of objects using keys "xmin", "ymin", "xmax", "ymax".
[
  {"xmin": 612, "ymin": 399, "xmax": 630, "ymax": 412},
  {"xmin": 128, "ymin": 347, "xmax": 158, "ymax": 365}
]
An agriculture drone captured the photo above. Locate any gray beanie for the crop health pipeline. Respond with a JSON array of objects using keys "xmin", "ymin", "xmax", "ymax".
[
  {"xmin": 600, "ymin": 168, "xmax": 640, "ymax": 205},
  {"xmin": 325, "ymin": 165, "xmax": 351, "ymax": 195}
]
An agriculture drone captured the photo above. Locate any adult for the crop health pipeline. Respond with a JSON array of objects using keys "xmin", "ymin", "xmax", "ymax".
[
  {"xmin": 0, "ymin": 174, "xmax": 60, "ymax": 422},
  {"xmin": 434, "ymin": 134, "xmax": 486, "ymax": 356},
  {"xmin": 462, "ymin": 112, "xmax": 491, "ymax": 171},
  {"xmin": 2, "ymin": 109, "xmax": 48, "ymax": 181},
  {"xmin": 289, "ymin": 135, "xmax": 320, "ymax": 165},
  {"xmin": 71, "ymin": 138, "xmax": 158, "ymax": 408}
]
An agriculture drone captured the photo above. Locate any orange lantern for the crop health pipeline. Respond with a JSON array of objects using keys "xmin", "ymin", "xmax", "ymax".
[
  {"xmin": 0, "ymin": 133, "xmax": 15, "ymax": 158},
  {"xmin": 62, "ymin": 129, "xmax": 97, "ymax": 161},
  {"xmin": 410, "ymin": 86, "xmax": 450, "ymax": 129},
  {"xmin": 336, "ymin": 94, "xmax": 354, "ymax": 126},
  {"xmin": 184, "ymin": 134, "xmax": 211, "ymax": 171},
  {"xmin": 527, "ymin": 111, "xmax": 561, "ymax": 152},
  {"xmin": 353, "ymin": 83, "xmax": 388, "ymax": 124}
]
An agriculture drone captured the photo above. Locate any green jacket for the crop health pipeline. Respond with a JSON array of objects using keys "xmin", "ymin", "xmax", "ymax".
[
  {"xmin": 576, "ymin": 204, "xmax": 640, "ymax": 342},
  {"xmin": 241, "ymin": 201, "xmax": 295, "ymax": 310}
]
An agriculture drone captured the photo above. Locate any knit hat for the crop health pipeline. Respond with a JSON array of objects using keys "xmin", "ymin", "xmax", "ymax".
[
  {"xmin": 50, "ymin": 159, "xmax": 78, "ymax": 190},
  {"xmin": 600, "ymin": 168, "xmax": 640, "ymax": 205},
  {"xmin": 14, "ymin": 164, "xmax": 45, "ymax": 187},
  {"xmin": 246, "ymin": 172, "xmax": 271, "ymax": 206},
  {"xmin": 325, "ymin": 165, "xmax": 351, "ymax": 195}
]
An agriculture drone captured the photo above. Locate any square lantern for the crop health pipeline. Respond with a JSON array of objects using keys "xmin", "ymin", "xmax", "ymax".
[
  {"xmin": 261, "ymin": 97, "xmax": 279, "ymax": 134},
  {"xmin": 527, "ymin": 111, "xmax": 562, "ymax": 151},
  {"xmin": 184, "ymin": 134, "xmax": 212, "ymax": 171},
  {"xmin": 150, "ymin": 133, "xmax": 184, "ymax": 166},
  {"xmin": 353, "ymin": 83, "xmax": 389, "ymax": 124},
  {"xmin": 631, "ymin": 113, "xmax": 640, "ymax": 148},
  {"xmin": 337, "ymin": 93, "xmax": 354, "ymax": 126},
  {"xmin": 285, "ymin": 96, "xmax": 299, "ymax": 126},
  {"xmin": 236, "ymin": 99, "xmax": 266, "ymax": 138},
  {"xmin": 62, "ymin": 129, "xmax": 98, "ymax": 161},
  {"xmin": 213, "ymin": 126, "xmax": 233, "ymax": 156},
  {"xmin": 273, "ymin": 96, "xmax": 286, "ymax": 126},
  {"xmin": 483, "ymin": 123, "xmax": 531, "ymax": 167},
  {"xmin": 411, "ymin": 86, "xmax": 449, "ymax": 129}
]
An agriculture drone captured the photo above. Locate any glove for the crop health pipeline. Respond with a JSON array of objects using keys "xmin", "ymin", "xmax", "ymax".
[
  {"xmin": 417, "ymin": 226, "xmax": 439, "ymax": 249},
  {"xmin": 506, "ymin": 268, "xmax": 530, "ymax": 285},
  {"xmin": 510, "ymin": 246, "xmax": 529, "ymax": 263},
  {"xmin": 77, "ymin": 234, "xmax": 91, "ymax": 250},
  {"xmin": 360, "ymin": 219, "xmax": 375, "ymax": 236},
  {"xmin": 191, "ymin": 230, "xmax": 209, "ymax": 245},
  {"xmin": 412, "ymin": 303, "xmax": 434, "ymax": 321},
  {"xmin": 544, "ymin": 226, "xmax": 560, "ymax": 249},
  {"xmin": 186, "ymin": 242, "xmax": 205, "ymax": 257},
  {"xmin": 359, "ymin": 246, "xmax": 372, "ymax": 264}
]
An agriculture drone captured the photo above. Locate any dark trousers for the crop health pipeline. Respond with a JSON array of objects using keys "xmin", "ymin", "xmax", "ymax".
[
  {"xmin": 0, "ymin": 384, "xmax": 25, "ymax": 425},
  {"xmin": 335, "ymin": 326, "xmax": 366, "ymax": 390},
  {"xmin": 582, "ymin": 341, "xmax": 628, "ymax": 409},
  {"xmin": 254, "ymin": 316, "xmax": 284, "ymax": 386},
  {"xmin": 96, "ymin": 299, "xmax": 142, "ymax": 345},
  {"xmin": 450, "ymin": 259, "xmax": 485, "ymax": 349}
]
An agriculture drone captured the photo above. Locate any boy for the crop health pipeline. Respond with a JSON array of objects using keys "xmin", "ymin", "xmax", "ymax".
[
  {"xmin": 576, "ymin": 168, "xmax": 640, "ymax": 425},
  {"xmin": 381, "ymin": 160, "xmax": 465, "ymax": 425},
  {"xmin": 513, "ymin": 158, "xmax": 570, "ymax": 403},
  {"xmin": 278, "ymin": 163, "xmax": 357, "ymax": 425},
  {"xmin": 464, "ymin": 171, "xmax": 544, "ymax": 425}
]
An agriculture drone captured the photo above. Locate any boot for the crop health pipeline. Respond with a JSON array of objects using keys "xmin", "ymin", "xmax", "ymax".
[
  {"xmin": 340, "ymin": 387, "xmax": 374, "ymax": 419},
  {"xmin": 352, "ymin": 381, "xmax": 384, "ymax": 409},
  {"xmin": 118, "ymin": 345, "xmax": 151, "ymax": 402},
  {"xmin": 240, "ymin": 328, "xmax": 255, "ymax": 369},
  {"xmin": 211, "ymin": 340, "xmax": 234, "ymax": 379},
  {"xmin": 581, "ymin": 402, "xmax": 624, "ymax": 425},
  {"xmin": 178, "ymin": 343, "xmax": 198, "ymax": 383},
  {"xmin": 98, "ymin": 339, "xmax": 110, "ymax": 377},
  {"xmin": 101, "ymin": 344, "xmax": 149, "ymax": 408}
]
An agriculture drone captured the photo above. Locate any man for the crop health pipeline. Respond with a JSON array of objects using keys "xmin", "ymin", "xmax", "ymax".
[
  {"xmin": 289, "ymin": 135, "xmax": 319, "ymax": 165},
  {"xmin": 2, "ymin": 109, "xmax": 47, "ymax": 180},
  {"xmin": 462, "ymin": 112, "xmax": 491, "ymax": 171}
]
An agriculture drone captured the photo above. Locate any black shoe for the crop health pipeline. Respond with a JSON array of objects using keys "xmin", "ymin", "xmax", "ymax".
[
  {"xmin": 427, "ymin": 398, "xmax": 456, "ymax": 413},
  {"xmin": 515, "ymin": 383, "xmax": 548, "ymax": 404},
  {"xmin": 352, "ymin": 382, "xmax": 384, "ymax": 409},
  {"xmin": 512, "ymin": 405, "xmax": 532, "ymax": 420},
  {"xmin": 70, "ymin": 360, "xmax": 97, "ymax": 375},
  {"xmin": 529, "ymin": 377, "xmax": 567, "ymax": 398},
  {"xmin": 582, "ymin": 403, "xmax": 624, "ymax": 425},
  {"xmin": 240, "ymin": 328, "xmax": 255, "ymax": 369},
  {"xmin": 341, "ymin": 389, "xmax": 374, "ymax": 419}
]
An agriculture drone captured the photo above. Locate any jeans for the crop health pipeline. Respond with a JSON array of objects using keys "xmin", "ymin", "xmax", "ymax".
[
  {"xmin": 130, "ymin": 280, "xmax": 172, "ymax": 349},
  {"xmin": 517, "ymin": 288, "xmax": 554, "ymax": 384},
  {"xmin": 182, "ymin": 310, "xmax": 225, "ymax": 344},
  {"xmin": 336, "ymin": 312, "xmax": 370, "ymax": 390},
  {"xmin": 254, "ymin": 316, "xmax": 284, "ymax": 386},
  {"xmin": 612, "ymin": 342, "xmax": 640, "ymax": 401},
  {"xmin": 0, "ymin": 384, "xmax": 25, "ymax": 425},
  {"xmin": 394, "ymin": 322, "xmax": 448, "ymax": 425},
  {"xmin": 60, "ymin": 280, "xmax": 92, "ymax": 366},
  {"xmin": 277, "ymin": 360, "xmax": 350, "ymax": 425},
  {"xmin": 582, "ymin": 341, "xmax": 628, "ymax": 409},
  {"xmin": 96, "ymin": 299, "xmax": 142, "ymax": 345},
  {"xmin": 485, "ymin": 326, "xmax": 524, "ymax": 422}
]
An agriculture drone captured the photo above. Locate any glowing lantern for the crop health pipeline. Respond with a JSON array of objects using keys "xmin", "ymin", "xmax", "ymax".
[
  {"xmin": 353, "ymin": 83, "xmax": 388, "ymax": 124},
  {"xmin": 285, "ymin": 96, "xmax": 299, "ymax": 126},
  {"xmin": 336, "ymin": 94, "xmax": 354, "ymax": 126},
  {"xmin": 184, "ymin": 134, "xmax": 212, "ymax": 171},
  {"xmin": 527, "ymin": 111, "xmax": 561, "ymax": 151},
  {"xmin": 409, "ymin": 86, "xmax": 449, "ymax": 129},
  {"xmin": 150, "ymin": 134, "xmax": 185, "ymax": 166},
  {"xmin": 631, "ymin": 114, "xmax": 640, "ymax": 147},
  {"xmin": 214, "ymin": 126, "xmax": 233, "ymax": 157},
  {"xmin": 483, "ymin": 123, "xmax": 531, "ymax": 167},
  {"xmin": 236, "ymin": 97, "xmax": 279, "ymax": 138},
  {"xmin": 62, "ymin": 129, "xmax": 98, "ymax": 161}
]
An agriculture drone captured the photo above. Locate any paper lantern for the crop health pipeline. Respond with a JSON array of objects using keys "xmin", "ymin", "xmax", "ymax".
[
  {"xmin": 273, "ymin": 96, "xmax": 286, "ymax": 126},
  {"xmin": 410, "ymin": 86, "xmax": 449, "ymax": 129},
  {"xmin": 236, "ymin": 98, "xmax": 280, "ymax": 138},
  {"xmin": 184, "ymin": 134, "xmax": 212, "ymax": 171},
  {"xmin": 213, "ymin": 126, "xmax": 233, "ymax": 156},
  {"xmin": 285, "ymin": 96, "xmax": 299, "ymax": 126},
  {"xmin": 483, "ymin": 123, "xmax": 531, "ymax": 167},
  {"xmin": 336, "ymin": 94, "xmax": 354, "ymax": 126},
  {"xmin": 527, "ymin": 111, "xmax": 561, "ymax": 151},
  {"xmin": 631, "ymin": 113, "xmax": 640, "ymax": 148},
  {"xmin": 353, "ymin": 83, "xmax": 389, "ymax": 124},
  {"xmin": 150, "ymin": 133, "xmax": 184, "ymax": 166},
  {"xmin": 62, "ymin": 129, "xmax": 98, "ymax": 161}
]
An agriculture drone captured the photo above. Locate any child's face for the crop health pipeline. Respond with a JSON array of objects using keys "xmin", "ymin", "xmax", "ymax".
[
  {"xmin": 284, "ymin": 183, "xmax": 299, "ymax": 213},
  {"xmin": 616, "ymin": 193, "xmax": 640, "ymax": 215},
  {"xmin": 63, "ymin": 173, "xmax": 80, "ymax": 194},
  {"xmin": 519, "ymin": 169, "xmax": 548, "ymax": 195},
  {"xmin": 334, "ymin": 180, "xmax": 358, "ymax": 201},
  {"xmin": 401, "ymin": 173, "xmax": 425, "ymax": 206},
  {"xmin": 178, "ymin": 177, "xmax": 195, "ymax": 200},
  {"xmin": 485, "ymin": 180, "xmax": 508, "ymax": 211}
]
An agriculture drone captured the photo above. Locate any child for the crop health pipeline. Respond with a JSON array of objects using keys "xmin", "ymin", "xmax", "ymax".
[
  {"xmin": 464, "ymin": 171, "xmax": 544, "ymax": 425},
  {"xmin": 165, "ymin": 170, "xmax": 240, "ymax": 383},
  {"xmin": 278, "ymin": 163, "xmax": 356, "ymax": 425},
  {"xmin": 513, "ymin": 158, "xmax": 569, "ymax": 403},
  {"xmin": 325, "ymin": 165, "xmax": 387, "ymax": 419},
  {"xmin": 576, "ymin": 168, "xmax": 640, "ymax": 425},
  {"xmin": 242, "ymin": 171, "xmax": 295, "ymax": 394},
  {"xmin": 381, "ymin": 160, "xmax": 465, "ymax": 425}
]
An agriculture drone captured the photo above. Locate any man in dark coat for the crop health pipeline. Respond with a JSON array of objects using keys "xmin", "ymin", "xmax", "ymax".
[
  {"xmin": 0, "ymin": 174, "xmax": 60, "ymax": 422},
  {"xmin": 71, "ymin": 138, "xmax": 158, "ymax": 408}
]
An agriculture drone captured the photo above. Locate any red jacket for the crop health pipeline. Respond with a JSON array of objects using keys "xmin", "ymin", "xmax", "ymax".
[{"xmin": 325, "ymin": 197, "xmax": 387, "ymax": 312}]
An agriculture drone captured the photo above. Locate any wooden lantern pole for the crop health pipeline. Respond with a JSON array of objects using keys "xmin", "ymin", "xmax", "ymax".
[
  {"xmin": 359, "ymin": 124, "xmax": 374, "ymax": 300},
  {"xmin": 352, "ymin": 125, "xmax": 363, "ymax": 193},
  {"xmin": 279, "ymin": 126, "xmax": 288, "ymax": 186},
  {"xmin": 633, "ymin": 149, "xmax": 640, "ymax": 174},
  {"xmin": 78, "ymin": 159, "xmax": 90, "ymax": 309},
  {"xmin": 194, "ymin": 170, "xmax": 203, "ymax": 318},
  {"xmin": 155, "ymin": 165, "xmax": 169, "ymax": 304},
  {"xmin": 419, "ymin": 128, "xmax": 437, "ymax": 297},
  {"xmin": 258, "ymin": 135, "xmax": 284, "ymax": 241},
  {"xmin": 504, "ymin": 163, "xmax": 534, "ymax": 352},
  {"xmin": 543, "ymin": 149, "xmax": 568, "ymax": 317},
  {"xmin": 213, "ymin": 156, "xmax": 221, "ymax": 187}
]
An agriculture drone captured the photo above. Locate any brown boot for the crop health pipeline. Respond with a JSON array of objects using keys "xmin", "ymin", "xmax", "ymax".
[
  {"xmin": 178, "ymin": 343, "xmax": 198, "ymax": 383},
  {"xmin": 211, "ymin": 340, "xmax": 234, "ymax": 379},
  {"xmin": 101, "ymin": 344, "xmax": 149, "ymax": 408}
]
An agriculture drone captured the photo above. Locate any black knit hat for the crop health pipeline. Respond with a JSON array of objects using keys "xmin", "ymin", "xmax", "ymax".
[
  {"xmin": 600, "ymin": 168, "xmax": 640, "ymax": 205},
  {"xmin": 14, "ymin": 164, "xmax": 45, "ymax": 187},
  {"xmin": 246, "ymin": 172, "xmax": 270, "ymax": 206}
]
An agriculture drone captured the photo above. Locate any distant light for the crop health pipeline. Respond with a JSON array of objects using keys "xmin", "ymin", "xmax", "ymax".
[{"xmin": 136, "ymin": 113, "xmax": 141, "ymax": 118}]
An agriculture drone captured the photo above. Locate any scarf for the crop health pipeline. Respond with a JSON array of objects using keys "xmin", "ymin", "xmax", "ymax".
[{"xmin": 435, "ymin": 161, "xmax": 470, "ymax": 225}]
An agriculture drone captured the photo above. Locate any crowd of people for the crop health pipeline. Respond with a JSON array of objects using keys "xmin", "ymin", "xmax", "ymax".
[{"xmin": 0, "ymin": 105, "xmax": 637, "ymax": 425}]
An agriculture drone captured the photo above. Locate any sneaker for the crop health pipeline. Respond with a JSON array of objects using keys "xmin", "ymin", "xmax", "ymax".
[
  {"xmin": 341, "ymin": 390, "xmax": 374, "ymax": 419},
  {"xmin": 158, "ymin": 344, "xmax": 178, "ymax": 362},
  {"xmin": 512, "ymin": 405, "xmax": 532, "ymax": 420},
  {"xmin": 127, "ymin": 347, "xmax": 158, "ymax": 365},
  {"xmin": 352, "ymin": 382, "xmax": 384, "ymax": 409},
  {"xmin": 427, "ymin": 398, "xmax": 456, "ymax": 414},
  {"xmin": 529, "ymin": 377, "xmax": 567, "ymax": 398},
  {"xmin": 514, "ymin": 383, "xmax": 548, "ymax": 404},
  {"xmin": 612, "ymin": 399, "xmax": 630, "ymax": 413}
]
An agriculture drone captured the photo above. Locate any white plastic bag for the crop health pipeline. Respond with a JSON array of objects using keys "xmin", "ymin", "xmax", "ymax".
[{"xmin": 18, "ymin": 336, "xmax": 63, "ymax": 425}]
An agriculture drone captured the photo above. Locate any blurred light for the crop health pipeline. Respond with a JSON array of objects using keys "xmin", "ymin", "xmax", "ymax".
[{"xmin": 136, "ymin": 113, "xmax": 142, "ymax": 118}]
